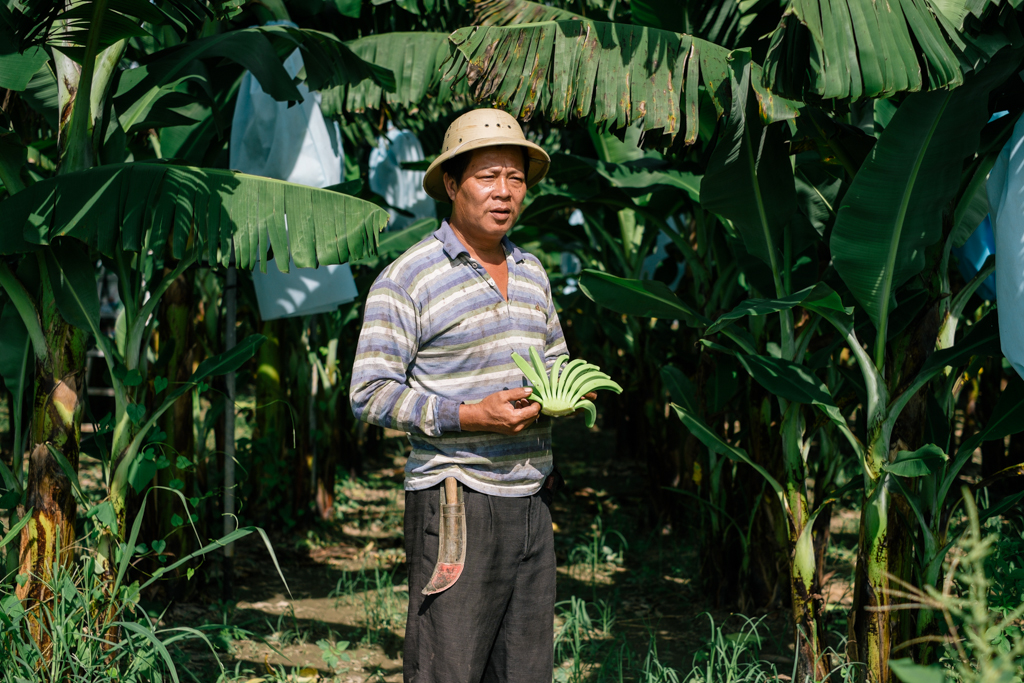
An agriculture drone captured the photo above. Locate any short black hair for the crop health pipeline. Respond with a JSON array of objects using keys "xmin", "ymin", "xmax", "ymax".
[{"xmin": 441, "ymin": 146, "xmax": 530, "ymax": 188}]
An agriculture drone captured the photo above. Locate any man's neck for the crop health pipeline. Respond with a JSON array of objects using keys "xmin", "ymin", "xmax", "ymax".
[{"xmin": 448, "ymin": 219, "xmax": 507, "ymax": 266}]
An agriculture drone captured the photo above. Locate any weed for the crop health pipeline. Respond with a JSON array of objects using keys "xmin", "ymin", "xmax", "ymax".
[
  {"xmin": 358, "ymin": 566, "xmax": 408, "ymax": 645},
  {"xmin": 683, "ymin": 615, "xmax": 779, "ymax": 683},
  {"xmin": 0, "ymin": 558, "xmax": 220, "ymax": 683},
  {"xmin": 216, "ymin": 663, "xmax": 319, "ymax": 683},
  {"xmin": 317, "ymin": 637, "xmax": 352, "ymax": 673},
  {"xmin": 641, "ymin": 633, "xmax": 682, "ymax": 683},
  {"xmin": 265, "ymin": 605, "xmax": 310, "ymax": 646},
  {"xmin": 888, "ymin": 492, "xmax": 1024, "ymax": 683},
  {"xmin": 330, "ymin": 570, "xmax": 359, "ymax": 608},
  {"xmin": 326, "ymin": 565, "xmax": 407, "ymax": 644},
  {"xmin": 554, "ymin": 596, "xmax": 616, "ymax": 682},
  {"xmin": 568, "ymin": 515, "xmax": 627, "ymax": 584}
]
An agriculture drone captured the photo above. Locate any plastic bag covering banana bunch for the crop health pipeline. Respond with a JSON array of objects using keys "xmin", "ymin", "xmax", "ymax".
[{"xmin": 511, "ymin": 349, "xmax": 623, "ymax": 428}]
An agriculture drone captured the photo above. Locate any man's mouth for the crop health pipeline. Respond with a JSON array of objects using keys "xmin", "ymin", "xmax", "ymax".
[{"xmin": 490, "ymin": 207, "xmax": 512, "ymax": 219}]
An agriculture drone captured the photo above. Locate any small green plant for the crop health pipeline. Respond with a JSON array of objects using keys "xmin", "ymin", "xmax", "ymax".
[
  {"xmin": 554, "ymin": 596, "xmax": 617, "ymax": 683},
  {"xmin": 641, "ymin": 633, "xmax": 682, "ymax": 683},
  {"xmin": 329, "ymin": 570, "xmax": 359, "ymax": 608},
  {"xmin": 568, "ymin": 515, "xmax": 628, "ymax": 584},
  {"xmin": 358, "ymin": 566, "xmax": 408, "ymax": 645},
  {"xmin": 317, "ymin": 638, "xmax": 352, "ymax": 673},
  {"xmin": 511, "ymin": 349, "xmax": 622, "ymax": 427},
  {"xmin": 683, "ymin": 615, "xmax": 779, "ymax": 683},
  {"xmin": 265, "ymin": 605, "xmax": 310, "ymax": 646}
]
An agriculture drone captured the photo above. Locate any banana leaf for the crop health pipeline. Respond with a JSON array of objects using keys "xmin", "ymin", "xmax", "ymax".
[
  {"xmin": 700, "ymin": 51, "xmax": 795, "ymax": 268},
  {"xmin": 119, "ymin": 26, "xmax": 393, "ymax": 110},
  {"xmin": 475, "ymin": 0, "xmax": 781, "ymax": 50},
  {"xmin": 548, "ymin": 153, "xmax": 701, "ymax": 199},
  {"xmin": 441, "ymin": 19, "xmax": 732, "ymax": 142},
  {"xmin": 321, "ymin": 32, "xmax": 455, "ymax": 117},
  {"xmin": 578, "ymin": 269, "xmax": 709, "ymax": 328},
  {"xmin": 0, "ymin": 301, "xmax": 29, "ymax": 482},
  {"xmin": 0, "ymin": 163, "xmax": 389, "ymax": 271},
  {"xmin": 259, "ymin": 25, "xmax": 396, "ymax": 93},
  {"xmin": 471, "ymin": 0, "xmax": 583, "ymax": 25},
  {"xmin": 936, "ymin": 0, "xmax": 1024, "ymax": 30},
  {"xmin": 830, "ymin": 52, "xmax": 1020, "ymax": 346},
  {"xmin": 763, "ymin": 0, "xmax": 965, "ymax": 101},
  {"xmin": 0, "ymin": 46, "xmax": 48, "ymax": 91}
]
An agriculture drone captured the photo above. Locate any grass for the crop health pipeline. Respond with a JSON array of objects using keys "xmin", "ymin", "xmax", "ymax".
[
  {"xmin": 0, "ymin": 560, "xmax": 221, "ymax": 683},
  {"xmin": 567, "ymin": 514, "xmax": 629, "ymax": 586},
  {"xmin": 327, "ymin": 565, "xmax": 407, "ymax": 646},
  {"xmin": 6, "ymin": 413, "xmax": 1021, "ymax": 683}
]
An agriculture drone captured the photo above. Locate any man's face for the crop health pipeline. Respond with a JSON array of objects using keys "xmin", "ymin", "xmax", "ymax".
[{"xmin": 444, "ymin": 146, "xmax": 527, "ymax": 240}]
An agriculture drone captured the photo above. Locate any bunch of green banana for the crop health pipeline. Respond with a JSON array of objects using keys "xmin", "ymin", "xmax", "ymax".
[{"xmin": 511, "ymin": 348, "xmax": 623, "ymax": 428}]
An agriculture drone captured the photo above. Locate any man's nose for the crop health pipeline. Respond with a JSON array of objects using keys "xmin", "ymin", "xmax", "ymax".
[{"xmin": 493, "ymin": 174, "xmax": 512, "ymax": 198}]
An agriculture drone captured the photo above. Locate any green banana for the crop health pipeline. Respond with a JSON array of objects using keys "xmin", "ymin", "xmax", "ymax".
[
  {"xmin": 528, "ymin": 346, "xmax": 550, "ymax": 397},
  {"xmin": 564, "ymin": 365, "xmax": 604, "ymax": 402},
  {"xmin": 509, "ymin": 350, "xmax": 622, "ymax": 426},
  {"xmin": 556, "ymin": 359, "xmax": 590, "ymax": 401},
  {"xmin": 549, "ymin": 354, "xmax": 570, "ymax": 395}
]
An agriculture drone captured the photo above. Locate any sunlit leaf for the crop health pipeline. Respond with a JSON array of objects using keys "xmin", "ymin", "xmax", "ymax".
[
  {"xmin": 441, "ymin": 19, "xmax": 732, "ymax": 143},
  {"xmin": 764, "ymin": 0, "xmax": 965, "ymax": 102},
  {"xmin": 0, "ymin": 163, "xmax": 389, "ymax": 271}
]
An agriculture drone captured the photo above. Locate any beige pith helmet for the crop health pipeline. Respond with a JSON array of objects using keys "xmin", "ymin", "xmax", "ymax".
[{"xmin": 422, "ymin": 108, "xmax": 551, "ymax": 203}]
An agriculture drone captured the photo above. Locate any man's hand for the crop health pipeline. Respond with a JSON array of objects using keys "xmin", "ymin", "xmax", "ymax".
[{"xmin": 460, "ymin": 388, "xmax": 542, "ymax": 435}]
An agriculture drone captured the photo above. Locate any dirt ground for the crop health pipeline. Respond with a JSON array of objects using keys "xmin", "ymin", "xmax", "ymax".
[{"xmin": 141, "ymin": 413, "xmax": 861, "ymax": 682}]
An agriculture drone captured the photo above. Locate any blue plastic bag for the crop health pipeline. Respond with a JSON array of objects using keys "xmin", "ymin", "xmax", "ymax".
[
  {"xmin": 953, "ymin": 215, "xmax": 997, "ymax": 302},
  {"xmin": 987, "ymin": 113, "xmax": 1024, "ymax": 380}
]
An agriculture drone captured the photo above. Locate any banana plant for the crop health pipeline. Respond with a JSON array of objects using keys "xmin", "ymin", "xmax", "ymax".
[
  {"xmin": 0, "ymin": 0, "xmax": 392, "ymax": 607},
  {"xmin": 576, "ymin": 36, "xmax": 1024, "ymax": 682},
  {"xmin": 575, "ymin": 54, "xmax": 845, "ymax": 680}
]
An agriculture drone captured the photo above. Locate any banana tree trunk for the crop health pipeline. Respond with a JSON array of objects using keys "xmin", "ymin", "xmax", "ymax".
[
  {"xmin": 849, "ymin": 478, "xmax": 893, "ymax": 683},
  {"xmin": 291, "ymin": 325, "xmax": 313, "ymax": 519},
  {"xmin": 782, "ymin": 410, "xmax": 828, "ymax": 683},
  {"xmin": 789, "ymin": 518, "xmax": 829, "ymax": 683},
  {"xmin": 153, "ymin": 268, "xmax": 196, "ymax": 596},
  {"xmin": 317, "ymin": 411, "xmax": 340, "ymax": 520},
  {"xmin": 254, "ymin": 319, "xmax": 285, "ymax": 517},
  {"xmin": 17, "ymin": 284, "xmax": 87, "ymax": 606},
  {"xmin": 746, "ymin": 385, "xmax": 789, "ymax": 611}
]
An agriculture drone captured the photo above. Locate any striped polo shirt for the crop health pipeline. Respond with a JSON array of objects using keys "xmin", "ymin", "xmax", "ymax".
[{"xmin": 350, "ymin": 219, "xmax": 568, "ymax": 497}]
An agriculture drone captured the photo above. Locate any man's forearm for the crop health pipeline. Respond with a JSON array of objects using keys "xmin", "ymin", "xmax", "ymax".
[{"xmin": 350, "ymin": 377, "xmax": 462, "ymax": 436}]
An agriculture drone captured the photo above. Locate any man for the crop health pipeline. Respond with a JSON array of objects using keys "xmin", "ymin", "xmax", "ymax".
[{"xmin": 350, "ymin": 109, "xmax": 566, "ymax": 682}]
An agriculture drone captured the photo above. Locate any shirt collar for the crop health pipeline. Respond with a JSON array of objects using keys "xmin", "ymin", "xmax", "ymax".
[{"xmin": 433, "ymin": 219, "xmax": 525, "ymax": 263}]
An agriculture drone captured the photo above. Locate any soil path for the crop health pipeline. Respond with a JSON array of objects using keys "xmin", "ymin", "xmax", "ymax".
[{"xmin": 161, "ymin": 417, "xmax": 824, "ymax": 681}]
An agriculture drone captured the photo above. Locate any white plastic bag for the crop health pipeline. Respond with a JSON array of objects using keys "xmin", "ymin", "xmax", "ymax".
[
  {"xmin": 369, "ymin": 124, "xmax": 435, "ymax": 231},
  {"xmin": 229, "ymin": 22, "xmax": 357, "ymax": 321}
]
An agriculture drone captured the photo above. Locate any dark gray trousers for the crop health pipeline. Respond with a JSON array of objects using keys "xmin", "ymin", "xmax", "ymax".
[{"xmin": 403, "ymin": 483, "xmax": 556, "ymax": 683}]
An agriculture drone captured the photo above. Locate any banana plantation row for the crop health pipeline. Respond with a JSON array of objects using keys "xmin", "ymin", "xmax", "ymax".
[{"xmin": 0, "ymin": 1, "xmax": 1022, "ymax": 682}]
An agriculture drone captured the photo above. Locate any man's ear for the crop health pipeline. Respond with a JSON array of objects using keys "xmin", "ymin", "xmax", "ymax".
[{"xmin": 443, "ymin": 172, "xmax": 458, "ymax": 202}]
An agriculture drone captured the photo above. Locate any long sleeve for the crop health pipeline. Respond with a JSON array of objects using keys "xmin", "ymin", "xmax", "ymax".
[{"xmin": 349, "ymin": 276, "xmax": 463, "ymax": 436}]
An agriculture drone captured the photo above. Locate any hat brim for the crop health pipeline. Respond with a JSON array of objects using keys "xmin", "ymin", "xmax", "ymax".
[{"xmin": 422, "ymin": 136, "xmax": 551, "ymax": 203}]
